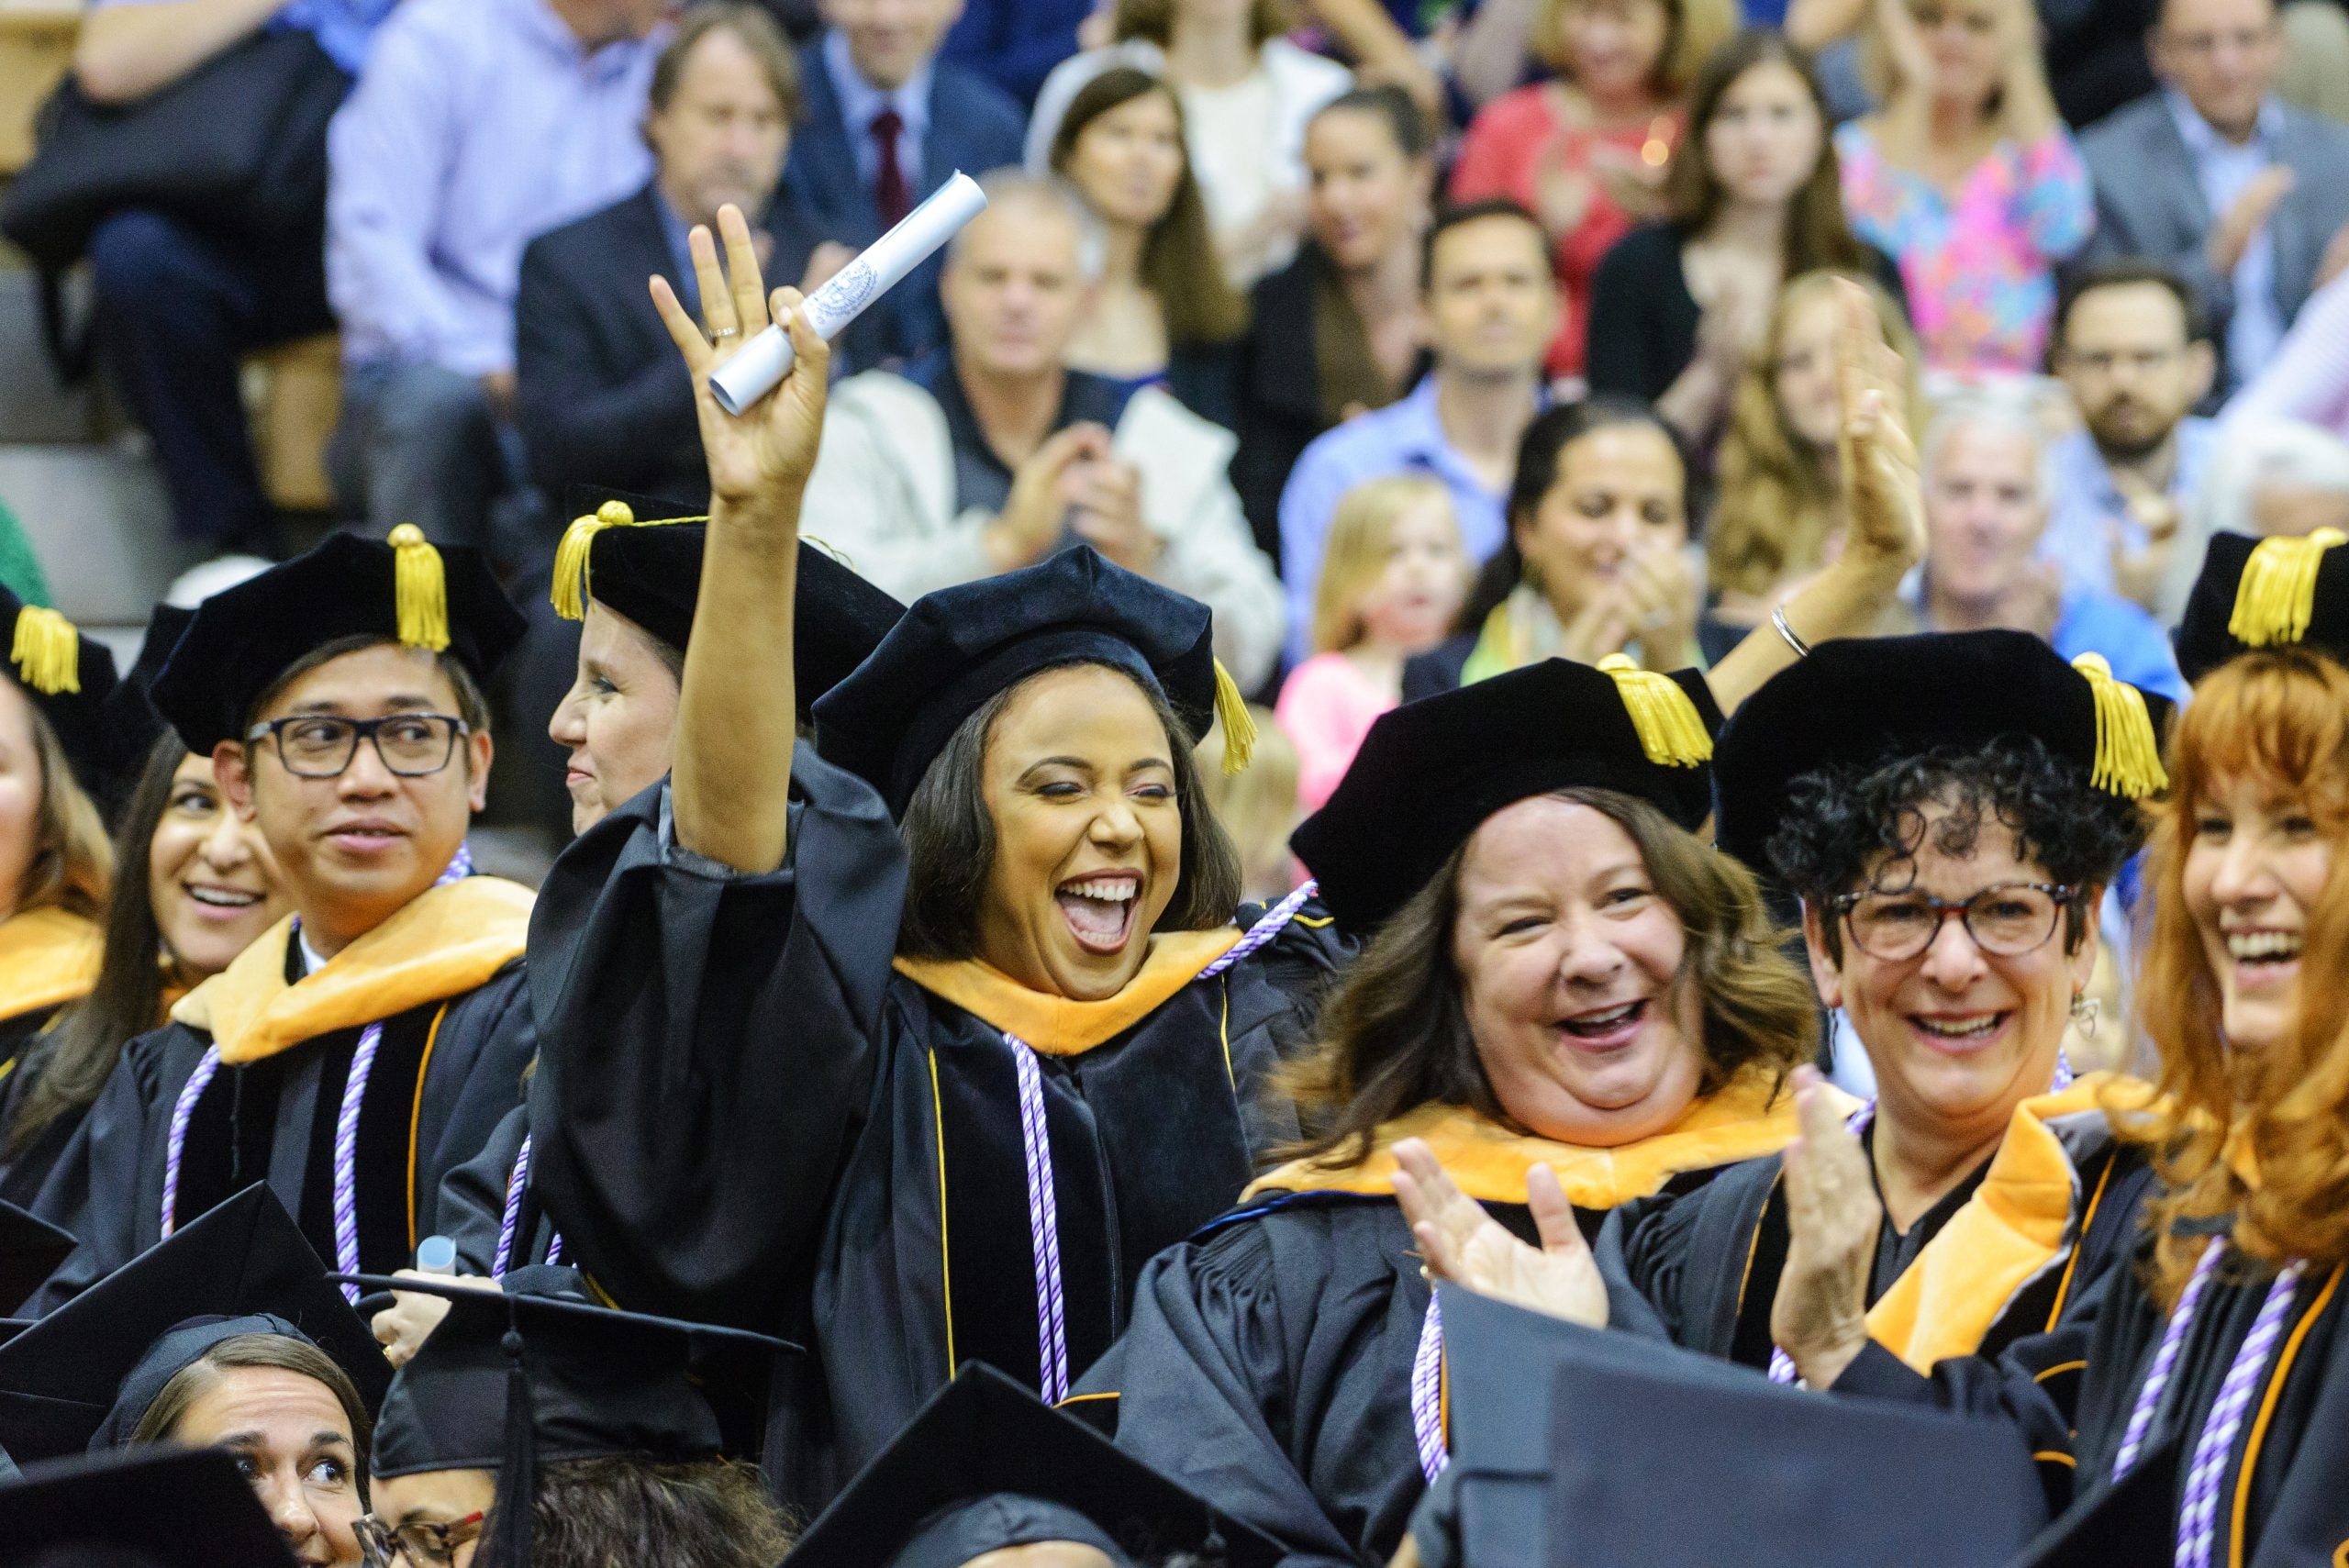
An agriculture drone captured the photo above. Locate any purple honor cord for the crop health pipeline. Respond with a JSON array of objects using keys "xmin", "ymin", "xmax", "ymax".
[
  {"xmin": 1410, "ymin": 1292, "xmax": 1447, "ymax": 1481},
  {"xmin": 1765, "ymin": 1051, "xmax": 2075, "ymax": 1386},
  {"xmin": 161, "ymin": 842, "xmax": 475, "ymax": 1299}
]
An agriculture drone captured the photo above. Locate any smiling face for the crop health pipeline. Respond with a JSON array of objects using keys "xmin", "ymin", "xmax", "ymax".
[
  {"xmin": 1515, "ymin": 421, "xmax": 1689, "ymax": 623},
  {"xmin": 1453, "ymin": 796, "xmax": 1706, "ymax": 1148},
  {"xmin": 1703, "ymin": 58, "xmax": 1824, "ymax": 210},
  {"xmin": 1305, "ymin": 105, "xmax": 1431, "ymax": 272},
  {"xmin": 171, "ymin": 1366, "xmax": 364, "ymax": 1568},
  {"xmin": 2181, "ymin": 771, "xmax": 2334, "ymax": 1053},
  {"xmin": 550, "ymin": 603, "xmax": 684, "ymax": 835},
  {"xmin": 150, "ymin": 752, "xmax": 288, "ymax": 984},
  {"xmin": 367, "ymin": 1467, "xmax": 496, "ymax": 1568},
  {"xmin": 1063, "ymin": 88, "xmax": 1187, "ymax": 232},
  {"xmin": 1807, "ymin": 805, "xmax": 2091, "ymax": 1147},
  {"xmin": 1554, "ymin": 0, "xmax": 1673, "ymax": 102},
  {"xmin": 217, "ymin": 643, "xmax": 491, "ymax": 959},
  {"xmin": 974, "ymin": 665, "xmax": 1185, "ymax": 1001},
  {"xmin": 2055, "ymin": 282, "xmax": 2210, "ymax": 462},
  {"xmin": 1357, "ymin": 497, "xmax": 1471, "ymax": 653}
]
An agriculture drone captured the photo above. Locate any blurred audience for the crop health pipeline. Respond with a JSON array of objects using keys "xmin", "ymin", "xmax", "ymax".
[
  {"xmin": 1047, "ymin": 67, "xmax": 1250, "ymax": 426},
  {"xmin": 1789, "ymin": 0, "xmax": 2162, "ymax": 129},
  {"xmin": 1278, "ymin": 200, "xmax": 1557, "ymax": 666},
  {"xmin": 1407, "ymin": 397, "xmax": 1701, "ymax": 696},
  {"xmin": 2222, "ymin": 267, "xmax": 2349, "ymax": 441},
  {"xmin": 1449, "ymin": 0, "xmax": 1739, "ymax": 378},
  {"xmin": 1276, "ymin": 475, "xmax": 1469, "ymax": 810},
  {"xmin": 324, "ymin": 0, "xmax": 671, "ymax": 554},
  {"xmin": 1196, "ymin": 704, "xmax": 1302, "ymax": 905},
  {"xmin": 2043, "ymin": 261, "xmax": 2215, "ymax": 612},
  {"xmin": 1901, "ymin": 385, "xmax": 2186, "ymax": 699},
  {"xmin": 795, "ymin": 176, "xmax": 1286, "ymax": 687},
  {"xmin": 82, "ymin": 0, "xmax": 393, "ymax": 564},
  {"xmin": 2174, "ymin": 415, "xmax": 2349, "ymax": 597},
  {"xmin": 518, "ymin": 6, "xmax": 834, "ymax": 518},
  {"xmin": 1834, "ymin": 0, "xmax": 2092, "ymax": 372},
  {"xmin": 787, "ymin": 0, "xmax": 1025, "ymax": 370},
  {"xmin": 1230, "ymin": 86, "xmax": 1436, "ymax": 560},
  {"xmin": 2275, "ymin": 0, "xmax": 2349, "ymax": 124},
  {"xmin": 1705, "ymin": 268, "xmax": 1920, "ymax": 655},
  {"xmin": 942, "ymin": 0, "xmax": 1092, "ymax": 106},
  {"xmin": 1030, "ymin": 0, "xmax": 1353, "ymax": 289},
  {"xmin": 2082, "ymin": 0, "xmax": 2349, "ymax": 394},
  {"xmin": 1586, "ymin": 30, "xmax": 1905, "ymax": 448}
]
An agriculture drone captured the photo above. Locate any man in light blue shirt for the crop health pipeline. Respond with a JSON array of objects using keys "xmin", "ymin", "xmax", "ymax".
[
  {"xmin": 2043, "ymin": 261, "xmax": 2218, "ymax": 613},
  {"xmin": 1277, "ymin": 201, "xmax": 1555, "ymax": 668},
  {"xmin": 324, "ymin": 0, "xmax": 669, "ymax": 554}
]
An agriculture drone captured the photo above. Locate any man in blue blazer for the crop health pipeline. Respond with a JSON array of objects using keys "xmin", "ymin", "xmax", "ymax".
[{"xmin": 789, "ymin": 0, "xmax": 1025, "ymax": 372}]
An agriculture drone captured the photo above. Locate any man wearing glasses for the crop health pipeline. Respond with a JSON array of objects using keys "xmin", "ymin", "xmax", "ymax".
[
  {"xmin": 26, "ymin": 528, "xmax": 539, "ymax": 1314},
  {"xmin": 1595, "ymin": 632, "xmax": 2166, "ymax": 1407}
]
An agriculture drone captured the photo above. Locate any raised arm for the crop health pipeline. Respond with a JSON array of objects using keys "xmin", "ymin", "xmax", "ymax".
[
  {"xmin": 648, "ymin": 205, "xmax": 830, "ymax": 873},
  {"xmin": 74, "ymin": 0, "xmax": 285, "ymax": 106},
  {"xmin": 1705, "ymin": 278, "xmax": 1922, "ymax": 716}
]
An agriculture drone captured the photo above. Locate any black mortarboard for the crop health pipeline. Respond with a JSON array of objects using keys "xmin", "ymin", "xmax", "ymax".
[
  {"xmin": 0, "ymin": 1185, "xmax": 386, "ymax": 1462},
  {"xmin": 548, "ymin": 499, "xmax": 906, "ymax": 713},
  {"xmin": 2004, "ymin": 1436, "xmax": 2178, "ymax": 1567},
  {"xmin": 0, "ymin": 583, "xmax": 126, "ymax": 807},
  {"xmin": 1290, "ymin": 657, "xmax": 1721, "ymax": 936},
  {"xmin": 785, "ymin": 1363, "xmax": 1284, "ymax": 1568},
  {"xmin": 811, "ymin": 547, "xmax": 1254, "ymax": 817},
  {"xmin": 1435, "ymin": 1285, "xmax": 2047, "ymax": 1568},
  {"xmin": 342, "ymin": 1265, "xmax": 791, "ymax": 1568},
  {"xmin": 150, "ymin": 528, "xmax": 528, "ymax": 755},
  {"xmin": 1712, "ymin": 629, "xmax": 2174, "ymax": 873},
  {"xmin": 0, "ymin": 1445, "xmax": 298, "ymax": 1567},
  {"xmin": 92, "ymin": 602, "xmax": 196, "ymax": 806},
  {"xmin": 0, "ymin": 1200, "xmax": 72, "ymax": 1318},
  {"xmin": 2174, "ymin": 528, "xmax": 2349, "ymax": 683}
]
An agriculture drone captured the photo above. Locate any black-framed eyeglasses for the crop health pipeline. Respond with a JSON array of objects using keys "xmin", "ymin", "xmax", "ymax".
[
  {"xmin": 358, "ymin": 1510, "xmax": 484, "ymax": 1567},
  {"xmin": 243, "ymin": 714, "xmax": 470, "ymax": 779},
  {"xmin": 1831, "ymin": 882, "xmax": 2077, "ymax": 962}
]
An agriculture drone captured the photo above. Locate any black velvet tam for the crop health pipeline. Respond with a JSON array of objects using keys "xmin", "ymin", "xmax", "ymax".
[
  {"xmin": 1712, "ymin": 629, "xmax": 2175, "ymax": 871},
  {"xmin": 785, "ymin": 1362, "xmax": 1284, "ymax": 1568},
  {"xmin": 812, "ymin": 547, "xmax": 1220, "ymax": 817},
  {"xmin": 152, "ymin": 531, "xmax": 527, "ymax": 755},
  {"xmin": 0, "ymin": 1446, "xmax": 300, "ymax": 1565},
  {"xmin": 1290, "ymin": 658, "xmax": 1721, "ymax": 938},
  {"xmin": 582, "ymin": 524, "xmax": 904, "ymax": 712},
  {"xmin": 2173, "ymin": 529, "xmax": 2349, "ymax": 683},
  {"xmin": 0, "ymin": 1184, "xmax": 384, "ymax": 1463},
  {"xmin": 0, "ymin": 583, "xmax": 128, "ymax": 806}
]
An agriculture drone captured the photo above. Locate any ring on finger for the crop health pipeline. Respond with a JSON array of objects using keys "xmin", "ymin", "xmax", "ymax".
[{"xmin": 708, "ymin": 325, "xmax": 740, "ymax": 342}]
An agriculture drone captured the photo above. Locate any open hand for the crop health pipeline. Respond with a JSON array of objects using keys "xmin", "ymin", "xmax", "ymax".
[
  {"xmin": 1832, "ymin": 278, "xmax": 1923, "ymax": 573},
  {"xmin": 649, "ymin": 202, "xmax": 830, "ymax": 518},
  {"xmin": 1874, "ymin": 0, "xmax": 1934, "ymax": 88},
  {"xmin": 1393, "ymin": 1138, "xmax": 1608, "ymax": 1329},
  {"xmin": 1769, "ymin": 1067, "xmax": 1880, "ymax": 1388}
]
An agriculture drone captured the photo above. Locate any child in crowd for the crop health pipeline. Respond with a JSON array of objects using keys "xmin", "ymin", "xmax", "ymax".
[{"xmin": 1275, "ymin": 475, "xmax": 1470, "ymax": 810}]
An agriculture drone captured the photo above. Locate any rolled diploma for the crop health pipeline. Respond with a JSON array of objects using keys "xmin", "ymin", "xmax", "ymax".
[{"xmin": 708, "ymin": 171, "xmax": 990, "ymax": 416}]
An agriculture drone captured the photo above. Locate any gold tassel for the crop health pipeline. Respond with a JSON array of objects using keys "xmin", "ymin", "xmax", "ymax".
[
  {"xmin": 387, "ymin": 524, "xmax": 451, "ymax": 652},
  {"xmin": 1597, "ymin": 655, "xmax": 1710, "ymax": 767},
  {"xmin": 2227, "ymin": 527, "xmax": 2346, "ymax": 648},
  {"xmin": 9, "ymin": 606, "xmax": 79, "ymax": 695},
  {"xmin": 551, "ymin": 500, "xmax": 638, "ymax": 621},
  {"xmin": 1211, "ymin": 659, "xmax": 1255, "ymax": 776},
  {"xmin": 2071, "ymin": 653, "xmax": 2168, "ymax": 798}
]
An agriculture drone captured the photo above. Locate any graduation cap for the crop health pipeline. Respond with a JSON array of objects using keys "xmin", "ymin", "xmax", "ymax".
[
  {"xmin": 0, "ymin": 583, "xmax": 128, "ymax": 809},
  {"xmin": 0, "ymin": 1184, "xmax": 387, "ymax": 1463},
  {"xmin": 150, "ymin": 528, "xmax": 528, "ymax": 755},
  {"xmin": 811, "ymin": 546, "xmax": 1258, "ymax": 818},
  {"xmin": 1290, "ymin": 656, "xmax": 1721, "ymax": 936},
  {"xmin": 0, "ymin": 1199, "xmax": 73, "ymax": 1318},
  {"xmin": 2174, "ymin": 528, "xmax": 2349, "ymax": 683},
  {"xmin": 785, "ymin": 1362, "xmax": 1284, "ymax": 1568},
  {"xmin": 1435, "ymin": 1284, "xmax": 2047, "ymax": 1568},
  {"xmin": 0, "ymin": 1444, "xmax": 299, "ymax": 1567},
  {"xmin": 1711, "ymin": 629, "xmax": 2173, "ymax": 873},
  {"xmin": 340, "ymin": 1265, "xmax": 793, "ymax": 1568},
  {"xmin": 548, "ymin": 497, "xmax": 905, "ymax": 713}
]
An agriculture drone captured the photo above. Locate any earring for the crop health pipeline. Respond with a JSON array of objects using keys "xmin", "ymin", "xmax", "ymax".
[{"xmin": 2069, "ymin": 993, "xmax": 2100, "ymax": 1040}]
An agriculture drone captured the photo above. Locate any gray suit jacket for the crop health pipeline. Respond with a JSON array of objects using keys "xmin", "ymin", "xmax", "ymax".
[{"xmin": 2081, "ymin": 93, "xmax": 2349, "ymax": 382}]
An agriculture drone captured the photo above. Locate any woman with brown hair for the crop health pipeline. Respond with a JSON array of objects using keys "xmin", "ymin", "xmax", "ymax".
[
  {"xmin": 1450, "ymin": 0, "xmax": 1740, "ymax": 378},
  {"xmin": 1049, "ymin": 66, "xmax": 1250, "ymax": 427},
  {"xmin": 1585, "ymin": 30, "xmax": 1906, "ymax": 443}
]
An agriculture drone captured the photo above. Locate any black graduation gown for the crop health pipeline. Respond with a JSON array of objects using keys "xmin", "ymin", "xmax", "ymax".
[
  {"xmin": 0, "ymin": 908, "xmax": 105, "ymax": 1209},
  {"xmin": 1833, "ymin": 1240, "xmax": 2349, "ymax": 1564},
  {"xmin": 525, "ymin": 752, "xmax": 1343, "ymax": 1515},
  {"xmin": 1073, "ymin": 1076, "xmax": 1809, "ymax": 1568},
  {"xmin": 28, "ymin": 897, "xmax": 539, "ymax": 1315},
  {"xmin": 0, "ymin": 1012, "xmax": 76, "ymax": 1210},
  {"xmin": 1599, "ymin": 1075, "xmax": 2157, "ymax": 1411}
]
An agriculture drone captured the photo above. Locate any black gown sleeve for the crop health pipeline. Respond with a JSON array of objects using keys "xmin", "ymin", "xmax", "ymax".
[
  {"xmin": 526, "ymin": 753, "xmax": 907, "ymax": 1331},
  {"xmin": 25, "ymin": 1029, "xmax": 172, "ymax": 1315},
  {"xmin": 433, "ymin": 1102, "xmax": 530, "ymax": 1277},
  {"xmin": 413, "ymin": 965, "xmax": 538, "ymax": 1245}
]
